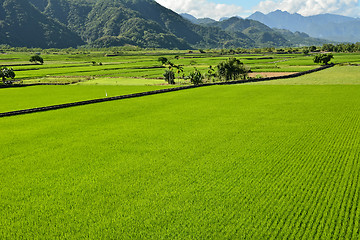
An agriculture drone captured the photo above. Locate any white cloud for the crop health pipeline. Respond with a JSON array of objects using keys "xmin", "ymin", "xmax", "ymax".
[
  {"xmin": 254, "ymin": 0, "xmax": 360, "ymax": 17},
  {"xmin": 155, "ymin": 0, "xmax": 245, "ymax": 20}
]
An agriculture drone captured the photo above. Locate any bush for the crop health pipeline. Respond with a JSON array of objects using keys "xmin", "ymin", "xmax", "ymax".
[
  {"xmin": 29, "ymin": 55, "xmax": 44, "ymax": 64},
  {"xmin": 313, "ymin": 53, "xmax": 334, "ymax": 65}
]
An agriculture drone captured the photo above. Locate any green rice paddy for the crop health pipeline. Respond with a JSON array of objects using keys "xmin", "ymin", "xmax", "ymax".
[
  {"xmin": 1, "ymin": 51, "xmax": 360, "ymax": 239},
  {"xmin": 1, "ymin": 51, "xmax": 327, "ymax": 84},
  {"xmin": 0, "ymin": 85, "xmax": 171, "ymax": 113},
  {"xmin": 248, "ymin": 65, "xmax": 360, "ymax": 85}
]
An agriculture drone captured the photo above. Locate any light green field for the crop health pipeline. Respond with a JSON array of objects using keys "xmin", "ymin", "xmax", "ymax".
[
  {"xmin": 1, "ymin": 52, "xmax": 360, "ymax": 238},
  {"xmin": 1, "ymin": 51, "xmax": 331, "ymax": 84},
  {"xmin": 0, "ymin": 85, "xmax": 171, "ymax": 113},
  {"xmin": 76, "ymin": 77, "xmax": 166, "ymax": 86},
  {"xmin": 247, "ymin": 66, "xmax": 360, "ymax": 85},
  {"xmin": 1, "ymin": 83, "xmax": 360, "ymax": 239}
]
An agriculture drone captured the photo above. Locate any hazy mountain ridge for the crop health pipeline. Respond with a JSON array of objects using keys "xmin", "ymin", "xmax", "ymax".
[
  {"xmin": 181, "ymin": 14, "xmax": 329, "ymax": 47},
  {"xmin": 248, "ymin": 10, "xmax": 360, "ymax": 42}
]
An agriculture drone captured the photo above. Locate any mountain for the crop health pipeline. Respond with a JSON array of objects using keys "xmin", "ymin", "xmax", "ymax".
[
  {"xmin": 0, "ymin": 0, "xmax": 336, "ymax": 49},
  {"xmin": 248, "ymin": 10, "xmax": 360, "ymax": 42},
  {"xmin": 273, "ymin": 29, "xmax": 330, "ymax": 46},
  {"xmin": 0, "ymin": 0, "xmax": 84, "ymax": 48},
  {"xmin": 180, "ymin": 13, "xmax": 216, "ymax": 25},
  {"xmin": 28, "ymin": 0, "xmax": 247, "ymax": 49},
  {"xmin": 206, "ymin": 17, "xmax": 288, "ymax": 47}
]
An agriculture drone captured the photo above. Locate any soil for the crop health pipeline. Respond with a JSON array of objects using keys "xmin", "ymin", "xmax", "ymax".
[{"xmin": 248, "ymin": 72, "xmax": 297, "ymax": 78}]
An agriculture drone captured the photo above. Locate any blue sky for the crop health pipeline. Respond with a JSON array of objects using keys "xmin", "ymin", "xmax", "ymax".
[{"xmin": 155, "ymin": 0, "xmax": 360, "ymax": 20}]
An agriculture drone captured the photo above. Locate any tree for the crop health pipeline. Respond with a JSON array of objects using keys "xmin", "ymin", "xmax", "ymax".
[
  {"xmin": 1, "ymin": 67, "xmax": 16, "ymax": 84},
  {"xmin": 163, "ymin": 70, "xmax": 175, "ymax": 84},
  {"xmin": 173, "ymin": 64, "xmax": 184, "ymax": 79},
  {"xmin": 188, "ymin": 68, "xmax": 203, "ymax": 85},
  {"xmin": 217, "ymin": 58, "xmax": 248, "ymax": 81},
  {"xmin": 30, "ymin": 55, "xmax": 44, "ymax": 64},
  {"xmin": 313, "ymin": 53, "xmax": 334, "ymax": 65},
  {"xmin": 309, "ymin": 46, "xmax": 317, "ymax": 52},
  {"xmin": 205, "ymin": 65, "xmax": 217, "ymax": 82},
  {"xmin": 158, "ymin": 57, "xmax": 168, "ymax": 65}
]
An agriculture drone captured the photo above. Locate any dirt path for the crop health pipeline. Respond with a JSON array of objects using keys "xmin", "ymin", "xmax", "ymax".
[{"xmin": 248, "ymin": 72, "xmax": 297, "ymax": 78}]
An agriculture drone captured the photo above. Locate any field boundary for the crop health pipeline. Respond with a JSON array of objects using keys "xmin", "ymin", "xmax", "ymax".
[{"xmin": 0, "ymin": 64, "xmax": 334, "ymax": 118}]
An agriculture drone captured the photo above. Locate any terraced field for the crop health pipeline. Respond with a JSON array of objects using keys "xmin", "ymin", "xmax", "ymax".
[
  {"xmin": 1, "ymin": 51, "xmax": 327, "ymax": 85},
  {"xmin": 1, "ymin": 82, "xmax": 359, "ymax": 238}
]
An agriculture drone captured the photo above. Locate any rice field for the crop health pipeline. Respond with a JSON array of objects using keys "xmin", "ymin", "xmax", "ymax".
[
  {"xmin": 1, "ymin": 51, "xmax": 328, "ymax": 85},
  {"xmin": 247, "ymin": 65, "xmax": 360, "ymax": 85},
  {"xmin": 0, "ymin": 85, "xmax": 172, "ymax": 113},
  {"xmin": 1, "ymin": 51, "xmax": 360, "ymax": 238},
  {"xmin": 1, "ymin": 82, "xmax": 360, "ymax": 238}
]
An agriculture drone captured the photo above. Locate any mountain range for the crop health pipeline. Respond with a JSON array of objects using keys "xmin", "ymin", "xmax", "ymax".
[
  {"xmin": 182, "ymin": 14, "xmax": 329, "ymax": 47},
  {"xmin": 0, "ymin": 0, "xmax": 337, "ymax": 49},
  {"xmin": 248, "ymin": 10, "xmax": 360, "ymax": 43}
]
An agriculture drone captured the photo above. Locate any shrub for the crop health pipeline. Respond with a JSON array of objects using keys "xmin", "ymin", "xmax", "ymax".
[
  {"xmin": 313, "ymin": 53, "xmax": 334, "ymax": 65},
  {"xmin": 29, "ymin": 55, "xmax": 44, "ymax": 64}
]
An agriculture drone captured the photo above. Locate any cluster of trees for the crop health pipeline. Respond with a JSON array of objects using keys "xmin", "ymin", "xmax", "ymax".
[
  {"xmin": 0, "ymin": 67, "xmax": 16, "ymax": 84},
  {"xmin": 322, "ymin": 43, "xmax": 360, "ymax": 53},
  {"xmin": 0, "ymin": 55, "xmax": 44, "ymax": 85},
  {"xmin": 313, "ymin": 53, "xmax": 334, "ymax": 65},
  {"xmin": 2, "ymin": 43, "xmax": 360, "ymax": 56},
  {"xmin": 159, "ymin": 57, "xmax": 249, "ymax": 85},
  {"xmin": 30, "ymin": 55, "xmax": 44, "ymax": 64}
]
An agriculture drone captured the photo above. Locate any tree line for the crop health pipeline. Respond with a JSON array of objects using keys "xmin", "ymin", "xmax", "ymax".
[
  {"xmin": 159, "ymin": 57, "xmax": 249, "ymax": 85},
  {"xmin": 1, "ymin": 43, "xmax": 360, "ymax": 54}
]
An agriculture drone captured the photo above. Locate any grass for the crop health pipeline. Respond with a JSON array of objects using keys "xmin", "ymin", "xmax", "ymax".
[{"xmin": 1, "ymin": 84, "xmax": 360, "ymax": 238}]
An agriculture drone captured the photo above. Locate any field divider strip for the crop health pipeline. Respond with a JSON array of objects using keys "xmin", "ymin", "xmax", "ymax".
[{"xmin": 0, "ymin": 64, "xmax": 334, "ymax": 118}]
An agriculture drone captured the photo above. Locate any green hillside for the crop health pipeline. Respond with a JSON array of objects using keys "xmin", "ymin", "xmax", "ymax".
[
  {"xmin": 0, "ymin": 0, "xmax": 334, "ymax": 49},
  {"xmin": 0, "ymin": 0, "xmax": 84, "ymax": 48},
  {"xmin": 206, "ymin": 17, "xmax": 328, "ymax": 47}
]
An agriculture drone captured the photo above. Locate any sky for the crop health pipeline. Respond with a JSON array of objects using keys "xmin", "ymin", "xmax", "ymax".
[{"xmin": 155, "ymin": 0, "xmax": 360, "ymax": 20}]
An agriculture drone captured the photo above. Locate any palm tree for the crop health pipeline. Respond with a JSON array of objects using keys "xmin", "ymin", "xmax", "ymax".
[{"xmin": 217, "ymin": 58, "xmax": 248, "ymax": 81}]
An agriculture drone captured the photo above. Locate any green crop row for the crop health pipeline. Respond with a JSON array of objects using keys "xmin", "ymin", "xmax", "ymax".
[{"xmin": 1, "ymin": 84, "xmax": 359, "ymax": 238}]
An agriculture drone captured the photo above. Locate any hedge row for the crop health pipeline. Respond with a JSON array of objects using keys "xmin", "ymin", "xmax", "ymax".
[{"xmin": 0, "ymin": 64, "xmax": 334, "ymax": 118}]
